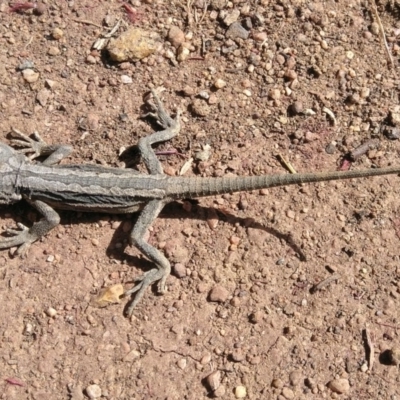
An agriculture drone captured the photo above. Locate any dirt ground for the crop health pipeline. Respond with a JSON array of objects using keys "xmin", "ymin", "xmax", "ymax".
[{"xmin": 2, "ymin": 0, "xmax": 400, "ymax": 399}]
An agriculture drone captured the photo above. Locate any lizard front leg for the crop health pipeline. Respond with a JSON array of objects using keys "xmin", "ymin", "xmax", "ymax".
[
  {"xmin": 124, "ymin": 199, "xmax": 170, "ymax": 316},
  {"xmin": 0, "ymin": 200, "xmax": 60, "ymax": 257},
  {"xmin": 139, "ymin": 89, "xmax": 181, "ymax": 174},
  {"xmin": 10, "ymin": 128, "xmax": 72, "ymax": 165}
]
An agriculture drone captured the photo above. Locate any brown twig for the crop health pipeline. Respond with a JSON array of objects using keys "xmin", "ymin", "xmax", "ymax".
[
  {"xmin": 71, "ymin": 19, "xmax": 103, "ymax": 29},
  {"xmin": 121, "ymin": 3, "xmax": 141, "ymax": 24},
  {"xmin": 350, "ymin": 139, "xmax": 379, "ymax": 161},
  {"xmin": 5, "ymin": 377, "xmax": 24, "ymax": 387},
  {"xmin": 9, "ymin": 2, "xmax": 36, "ymax": 12},
  {"xmin": 376, "ymin": 321, "xmax": 400, "ymax": 330},
  {"xmin": 370, "ymin": 0, "xmax": 394, "ymax": 68},
  {"xmin": 311, "ymin": 274, "xmax": 340, "ymax": 293}
]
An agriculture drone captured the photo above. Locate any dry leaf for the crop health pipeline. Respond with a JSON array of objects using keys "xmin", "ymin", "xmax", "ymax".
[{"xmin": 91, "ymin": 284, "xmax": 124, "ymax": 308}]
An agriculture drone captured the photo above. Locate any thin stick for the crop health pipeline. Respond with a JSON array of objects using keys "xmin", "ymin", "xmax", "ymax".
[
  {"xmin": 370, "ymin": 0, "xmax": 394, "ymax": 68},
  {"xmin": 365, "ymin": 325, "xmax": 374, "ymax": 372},
  {"xmin": 186, "ymin": 0, "xmax": 193, "ymax": 27},
  {"xmin": 72, "ymin": 19, "xmax": 103, "ymax": 29},
  {"xmin": 277, "ymin": 153, "xmax": 297, "ymax": 174},
  {"xmin": 198, "ymin": 0, "xmax": 209, "ymax": 25},
  {"xmin": 311, "ymin": 274, "xmax": 340, "ymax": 293}
]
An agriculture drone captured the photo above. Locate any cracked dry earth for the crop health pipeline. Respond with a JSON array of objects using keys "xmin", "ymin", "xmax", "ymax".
[{"xmin": 2, "ymin": 0, "xmax": 400, "ymax": 399}]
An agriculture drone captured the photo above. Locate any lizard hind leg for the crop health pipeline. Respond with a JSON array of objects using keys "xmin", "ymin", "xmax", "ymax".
[{"xmin": 124, "ymin": 199, "xmax": 170, "ymax": 316}]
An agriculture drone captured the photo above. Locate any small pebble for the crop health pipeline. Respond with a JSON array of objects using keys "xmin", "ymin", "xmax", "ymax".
[
  {"xmin": 121, "ymin": 75, "xmax": 133, "ymax": 84},
  {"xmin": 85, "ymin": 384, "xmax": 102, "ymax": 399},
  {"xmin": 281, "ymin": 387, "xmax": 295, "ymax": 399},
  {"xmin": 36, "ymin": 89, "xmax": 50, "ymax": 106},
  {"xmin": 22, "ymin": 69, "xmax": 40, "ymax": 83},
  {"xmin": 289, "ymin": 101, "xmax": 303, "ymax": 115},
  {"xmin": 205, "ymin": 370, "xmax": 221, "ymax": 391},
  {"xmin": 177, "ymin": 358, "xmax": 187, "ymax": 370},
  {"xmin": 200, "ymin": 353, "xmax": 211, "ymax": 364},
  {"xmin": 168, "ymin": 26, "xmax": 185, "ymax": 48},
  {"xmin": 86, "ymin": 55, "xmax": 97, "ymax": 64},
  {"xmin": 208, "ymin": 94, "xmax": 218, "ymax": 105},
  {"xmin": 182, "ymin": 86, "xmax": 195, "ymax": 96},
  {"xmin": 18, "ymin": 60, "xmax": 35, "ymax": 70},
  {"xmin": 289, "ymin": 370, "xmax": 302, "ymax": 386},
  {"xmin": 225, "ymin": 22, "xmax": 249, "ymax": 40},
  {"xmin": 172, "ymin": 263, "xmax": 186, "ymax": 278},
  {"xmin": 177, "ymin": 45, "xmax": 190, "ymax": 62},
  {"xmin": 272, "ymin": 378, "xmax": 284, "ymax": 389},
  {"xmin": 235, "ymin": 385, "xmax": 247, "ymax": 398},
  {"xmin": 284, "ymin": 70, "xmax": 297, "ymax": 80},
  {"xmin": 286, "ymin": 210, "xmax": 295, "ymax": 219},
  {"xmin": 208, "ymin": 285, "xmax": 229, "ymax": 302},
  {"xmin": 199, "ymin": 91, "xmax": 209, "ymax": 100},
  {"xmin": 34, "ymin": 2, "xmax": 46, "ymax": 15},
  {"xmin": 48, "ymin": 46, "xmax": 61, "ymax": 56},
  {"xmin": 325, "ymin": 142, "xmax": 336, "ymax": 154},
  {"xmin": 46, "ymin": 307, "xmax": 57, "ymax": 317},
  {"xmin": 268, "ymin": 88, "xmax": 281, "ymax": 100},
  {"xmin": 86, "ymin": 113, "xmax": 100, "ymax": 131},
  {"xmin": 370, "ymin": 22, "xmax": 379, "ymax": 36},
  {"xmin": 388, "ymin": 347, "xmax": 400, "ymax": 366},
  {"xmin": 214, "ymin": 79, "xmax": 226, "ymax": 89},
  {"xmin": 213, "ymin": 385, "xmax": 226, "ymax": 397},
  {"xmin": 327, "ymin": 378, "xmax": 350, "ymax": 394},
  {"xmin": 249, "ymin": 311, "xmax": 263, "ymax": 323},
  {"xmin": 45, "ymin": 79, "xmax": 56, "ymax": 89},
  {"xmin": 223, "ymin": 10, "xmax": 240, "ymax": 26},
  {"xmin": 360, "ymin": 363, "xmax": 368, "ymax": 372},
  {"xmin": 190, "ymin": 99, "xmax": 210, "ymax": 117},
  {"xmin": 253, "ymin": 31, "xmax": 268, "ymax": 42},
  {"xmin": 231, "ymin": 349, "xmax": 245, "ymax": 362},
  {"xmin": 52, "ymin": 28, "xmax": 64, "ymax": 40}
]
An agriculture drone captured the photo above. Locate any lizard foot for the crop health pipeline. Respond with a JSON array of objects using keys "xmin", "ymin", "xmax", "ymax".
[
  {"xmin": 124, "ymin": 268, "xmax": 167, "ymax": 316},
  {"xmin": 0, "ymin": 223, "xmax": 36, "ymax": 257},
  {"xmin": 142, "ymin": 89, "xmax": 181, "ymax": 132},
  {"xmin": 9, "ymin": 129, "xmax": 48, "ymax": 160}
]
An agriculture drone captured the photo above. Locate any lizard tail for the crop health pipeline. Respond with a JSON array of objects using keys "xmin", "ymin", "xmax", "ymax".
[{"xmin": 166, "ymin": 166, "xmax": 400, "ymax": 198}]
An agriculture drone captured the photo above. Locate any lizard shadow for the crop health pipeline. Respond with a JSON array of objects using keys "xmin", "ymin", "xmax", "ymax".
[
  {"xmin": 103, "ymin": 200, "xmax": 307, "ymax": 270},
  {"xmin": 0, "ymin": 200, "xmax": 306, "ymax": 274}
]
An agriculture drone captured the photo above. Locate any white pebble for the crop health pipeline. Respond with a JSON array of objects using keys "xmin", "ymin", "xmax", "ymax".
[
  {"xmin": 121, "ymin": 75, "xmax": 133, "ymax": 84},
  {"xmin": 177, "ymin": 358, "xmax": 187, "ymax": 370},
  {"xmin": 46, "ymin": 307, "xmax": 57, "ymax": 317},
  {"xmin": 214, "ymin": 79, "xmax": 226, "ymax": 89},
  {"xmin": 235, "ymin": 385, "xmax": 247, "ymax": 398},
  {"xmin": 85, "ymin": 384, "xmax": 102, "ymax": 399},
  {"xmin": 52, "ymin": 28, "xmax": 64, "ymax": 40},
  {"xmin": 177, "ymin": 45, "xmax": 190, "ymax": 62},
  {"xmin": 360, "ymin": 363, "xmax": 368, "ymax": 372}
]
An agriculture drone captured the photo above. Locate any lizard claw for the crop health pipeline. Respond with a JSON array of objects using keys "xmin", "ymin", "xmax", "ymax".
[
  {"xmin": 10, "ymin": 128, "xmax": 48, "ymax": 160},
  {"xmin": 0, "ymin": 223, "xmax": 36, "ymax": 257},
  {"xmin": 124, "ymin": 268, "xmax": 167, "ymax": 316}
]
